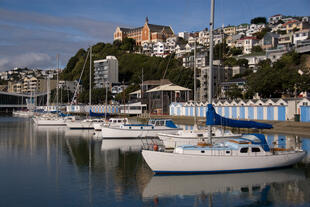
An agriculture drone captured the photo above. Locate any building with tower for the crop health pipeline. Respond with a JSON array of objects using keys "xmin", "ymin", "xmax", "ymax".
[{"xmin": 113, "ymin": 17, "xmax": 174, "ymax": 45}]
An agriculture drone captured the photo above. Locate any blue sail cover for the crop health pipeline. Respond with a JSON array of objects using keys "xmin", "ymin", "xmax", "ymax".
[
  {"xmin": 206, "ymin": 104, "xmax": 272, "ymax": 129},
  {"xmin": 89, "ymin": 110, "xmax": 110, "ymax": 117}
]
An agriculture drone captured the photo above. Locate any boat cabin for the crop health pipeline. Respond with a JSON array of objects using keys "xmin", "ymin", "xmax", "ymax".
[
  {"xmin": 148, "ymin": 119, "xmax": 178, "ymax": 128},
  {"xmin": 109, "ymin": 118, "xmax": 128, "ymax": 124},
  {"xmin": 174, "ymin": 137, "xmax": 270, "ymax": 156}
]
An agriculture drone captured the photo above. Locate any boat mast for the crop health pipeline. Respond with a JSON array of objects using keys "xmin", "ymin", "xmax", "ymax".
[
  {"xmin": 56, "ymin": 54, "xmax": 59, "ymax": 111},
  {"xmin": 89, "ymin": 46, "xmax": 92, "ymax": 107},
  {"xmin": 193, "ymin": 41, "xmax": 198, "ymax": 129},
  {"xmin": 208, "ymin": 0, "xmax": 215, "ymax": 143}
]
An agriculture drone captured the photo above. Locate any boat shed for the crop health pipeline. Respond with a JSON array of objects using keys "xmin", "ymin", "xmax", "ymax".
[{"xmin": 145, "ymin": 83, "xmax": 191, "ymax": 114}]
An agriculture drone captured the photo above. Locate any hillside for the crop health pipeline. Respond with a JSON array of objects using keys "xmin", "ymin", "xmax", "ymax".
[{"xmin": 60, "ymin": 41, "xmax": 194, "ymax": 103}]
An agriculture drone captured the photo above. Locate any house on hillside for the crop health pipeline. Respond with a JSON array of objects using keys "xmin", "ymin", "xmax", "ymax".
[
  {"xmin": 261, "ymin": 32, "xmax": 279, "ymax": 50},
  {"xmin": 236, "ymin": 37, "xmax": 260, "ymax": 54}
]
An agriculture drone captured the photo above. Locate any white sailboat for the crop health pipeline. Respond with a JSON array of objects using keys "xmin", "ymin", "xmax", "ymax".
[
  {"xmin": 101, "ymin": 119, "xmax": 181, "ymax": 139},
  {"xmin": 158, "ymin": 128, "xmax": 240, "ymax": 149},
  {"xmin": 158, "ymin": 37, "xmax": 240, "ymax": 148},
  {"xmin": 93, "ymin": 117, "xmax": 129, "ymax": 131},
  {"xmin": 141, "ymin": 0, "xmax": 306, "ymax": 174},
  {"xmin": 33, "ymin": 56, "xmax": 66, "ymax": 126},
  {"xmin": 66, "ymin": 46, "xmax": 100, "ymax": 129}
]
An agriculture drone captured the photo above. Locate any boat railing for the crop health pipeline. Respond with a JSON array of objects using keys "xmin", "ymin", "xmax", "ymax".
[{"xmin": 141, "ymin": 137, "xmax": 166, "ymax": 152}]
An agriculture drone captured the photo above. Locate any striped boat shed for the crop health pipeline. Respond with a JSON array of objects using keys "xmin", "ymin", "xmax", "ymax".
[{"xmin": 169, "ymin": 98, "xmax": 310, "ymax": 122}]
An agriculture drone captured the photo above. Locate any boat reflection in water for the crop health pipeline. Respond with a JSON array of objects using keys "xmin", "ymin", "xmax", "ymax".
[
  {"xmin": 143, "ymin": 168, "xmax": 307, "ymax": 206},
  {"xmin": 101, "ymin": 139, "xmax": 144, "ymax": 152},
  {"xmin": 63, "ymin": 127, "xmax": 94, "ymax": 139}
]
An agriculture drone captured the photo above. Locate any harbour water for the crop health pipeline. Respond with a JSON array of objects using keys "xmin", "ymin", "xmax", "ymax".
[{"xmin": 1, "ymin": 116, "xmax": 310, "ymax": 207}]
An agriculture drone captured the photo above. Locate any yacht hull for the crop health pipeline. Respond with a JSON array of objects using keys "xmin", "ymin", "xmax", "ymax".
[
  {"xmin": 101, "ymin": 126, "xmax": 180, "ymax": 139},
  {"xmin": 142, "ymin": 150, "xmax": 306, "ymax": 174},
  {"xmin": 33, "ymin": 117, "xmax": 66, "ymax": 126}
]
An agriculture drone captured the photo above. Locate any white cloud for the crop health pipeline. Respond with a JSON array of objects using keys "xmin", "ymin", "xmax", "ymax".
[
  {"xmin": 0, "ymin": 8, "xmax": 121, "ymax": 71},
  {"xmin": 0, "ymin": 52, "xmax": 53, "ymax": 70}
]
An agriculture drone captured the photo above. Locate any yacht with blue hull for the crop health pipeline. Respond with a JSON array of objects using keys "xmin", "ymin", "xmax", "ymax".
[{"xmin": 101, "ymin": 119, "xmax": 181, "ymax": 139}]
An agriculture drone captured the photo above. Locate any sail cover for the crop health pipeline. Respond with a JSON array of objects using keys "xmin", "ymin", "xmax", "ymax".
[
  {"xmin": 89, "ymin": 110, "xmax": 109, "ymax": 117},
  {"xmin": 206, "ymin": 104, "xmax": 273, "ymax": 129}
]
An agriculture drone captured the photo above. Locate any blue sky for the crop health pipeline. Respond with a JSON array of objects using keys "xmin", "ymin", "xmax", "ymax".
[{"xmin": 0, "ymin": 0, "xmax": 309, "ymax": 71}]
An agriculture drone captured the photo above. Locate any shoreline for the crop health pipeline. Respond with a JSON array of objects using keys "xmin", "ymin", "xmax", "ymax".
[{"xmin": 137, "ymin": 115, "xmax": 310, "ymax": 137}]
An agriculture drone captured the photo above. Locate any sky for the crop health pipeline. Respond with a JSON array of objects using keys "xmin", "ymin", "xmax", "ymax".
[{"xmin": 0, "ymin": 0, "xmax": 309, "ymax": 72}]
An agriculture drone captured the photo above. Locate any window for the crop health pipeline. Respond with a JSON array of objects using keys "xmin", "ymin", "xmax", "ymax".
[
  {"xmin": 240, "ymin": 148, "xmax": 248, "ymax": 153},
  {"xmin": 251, "ymin": 147, "xmax": 261, "ymax": 152}
]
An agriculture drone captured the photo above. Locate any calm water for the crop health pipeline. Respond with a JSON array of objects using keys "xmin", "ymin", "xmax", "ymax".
[{"xmin": 1, "ymin": 116, "xmax": 310, "ymax": 207}]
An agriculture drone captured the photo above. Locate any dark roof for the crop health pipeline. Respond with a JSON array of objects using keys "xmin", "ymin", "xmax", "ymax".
[
  {"xmin": 143, "ymin": 79, "xmax": 172, "ymax": 86},
  {"xmin": 148, "ymin": 24, "xmax": 173, "ymax": 34}
]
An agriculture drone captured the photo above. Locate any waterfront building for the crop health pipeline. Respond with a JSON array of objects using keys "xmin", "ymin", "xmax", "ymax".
[
  {"xmin": 94, "ymin": 56, "xmax": 119, "ymax": 88},
  {"xmin": 113, "ymin": 17, "xmax": 174, "ymax": 45},
  {"xmin": 169, "ymin": 98, "xmax": 310, "ymax": 123},
  {"xmin": 8, "ymin": 82, "xmax": 22, "ymax": 93}
]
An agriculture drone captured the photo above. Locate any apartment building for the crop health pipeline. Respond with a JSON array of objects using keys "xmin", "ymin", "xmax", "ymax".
[{"xmin": 94, "ymin": 56, "xmax": 119, "ymax": 88}]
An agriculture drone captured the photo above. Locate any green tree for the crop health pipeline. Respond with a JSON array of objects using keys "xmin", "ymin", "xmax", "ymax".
[
  {"xmin": 225, "ymin": 85, "xmax": 243, "ymax": 99},
  {"xmin": 253, "ymin": 28, "xmax": 271, "ymax": 40},
  {"xmin": 245, "ymin": 52, "xmax": 308, "ymax": 98},
  {"xmin": 120, "ymin": 38, "xmax": 137, "ymax": 52},
  {"xmin": 251, "ymin": 45, "xmax": 263, "ymax": 53},
  {"xmin": 250, "ymin": 17, "xmax": 267, "ymax": 24},
  {"xmin": 224, "ymin": 57, "xmax": 238, "ymax": 66},
  {"xmin": 229, "ymin": 47, "xmax": 243, "ymax": 56},
  {"xmin": 237, "ymin": 59, "xmax": 249, "ymax": 68},
  {"xmin": 214, "ymin": 42, "xmax": 229, "ymax": 60}
]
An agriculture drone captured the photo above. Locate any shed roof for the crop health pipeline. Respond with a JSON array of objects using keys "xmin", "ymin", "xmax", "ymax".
[{"xmin": 145, "ymin": 83, "xmax": 191, "ymax": 93}]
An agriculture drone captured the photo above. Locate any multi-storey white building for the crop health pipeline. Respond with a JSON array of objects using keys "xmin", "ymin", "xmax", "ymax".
[
  {"xmin": 94, "ymin": 56, "xmax": 119, "ymax": 88},
  {"xmin": 178, "ymin": 32, "xmax": 189, "ymax": 41},
  {"xmin": 293, "ymin": 29, "xmax": 310, "ymax": 45},
  {"xmin": 246, "ymin": 24, "xmax": 266, "ymax": 37},
  {"xmin": 268, "ymin": 14, "xmax": 284, "ymax": 24},
  {"xmin": 237, "ymin": 37, "xmax": 260, "ymax": 54}
]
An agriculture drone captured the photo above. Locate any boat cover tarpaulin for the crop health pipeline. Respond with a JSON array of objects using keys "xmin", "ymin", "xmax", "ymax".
[
  {"xmin": 89, "ymin": 110, "xmax": 110, "ymax": 117},
  {"xmin": 206, "ymin": 104, "xmax": 273, "ymax": 129}
]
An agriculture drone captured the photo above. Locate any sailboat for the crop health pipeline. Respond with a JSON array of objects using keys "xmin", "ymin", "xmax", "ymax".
[
  {"xmin": 66, "ymin": 46, "xmax": 105, "ymax": 129},
  {"xmin": 158, "ymin": 34, "xmax": 242, "ymax": 149},
  {"xmin": 141, "ymin": 0, "xmax": 305, "ymax": 174},
  {"xmin": 33, "ymin": 55, "xmax": 66, "ymax": 126}
]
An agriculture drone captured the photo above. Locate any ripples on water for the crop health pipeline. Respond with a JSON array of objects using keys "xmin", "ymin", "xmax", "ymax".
[{"xmin": 0, "ymin": 116, "xmax": 310, "ymax": 207}]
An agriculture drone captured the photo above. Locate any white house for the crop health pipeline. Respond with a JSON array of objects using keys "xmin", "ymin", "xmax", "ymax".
[
  {"xmin": 178, "ymin": 32, "xmax": 189, "ymax": 41},
  {"xmin": 268, "ymin": 14, "xmax": 284, "ymax": 24},
  {"xmin": 246, "ymin": 24, "xmax": 266, "ymax": 37},
  {"xmin": 237, "ymin": 37, "xmax": 260, "ymax": 54},
  {"xmin": 293, "ymin": 29, "xmax": 310, "ymax": 45}
]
